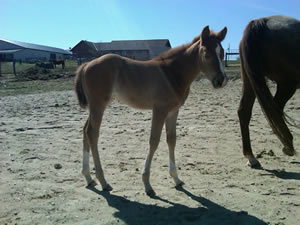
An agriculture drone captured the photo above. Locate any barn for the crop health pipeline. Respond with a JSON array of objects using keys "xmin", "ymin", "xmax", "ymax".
[
  {"xmin": 71, "ymin": 39, "xmax": 171, "ymax": 61},
  {"xmin": 0, "ymin": 38, "xmax": 72, "ymax": 63}
]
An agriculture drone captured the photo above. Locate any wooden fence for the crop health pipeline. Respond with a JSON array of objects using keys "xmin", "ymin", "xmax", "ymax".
[{"xmin": 225, "ymin": 49, "xmax": 239, "ymax": 67}]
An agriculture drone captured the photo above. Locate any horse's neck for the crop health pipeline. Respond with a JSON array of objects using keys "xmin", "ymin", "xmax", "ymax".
[
  {"xmin": 178, "ymin": 48, "xmax": 201, "ymax": 86},
  {"xmin": 158, "ymin": 43, "xmax": 200, "ymax": 88}
]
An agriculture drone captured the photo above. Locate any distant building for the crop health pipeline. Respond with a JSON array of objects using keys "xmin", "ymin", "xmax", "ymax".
[
  {"xmin": 0, "ymin": 38, "xmax": 72, "ymax": 62},
  {"xmin": 71, "ymin": 39, "xmax": 171, "ymax": 61}
]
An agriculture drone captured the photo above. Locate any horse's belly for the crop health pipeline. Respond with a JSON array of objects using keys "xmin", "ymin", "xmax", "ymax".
[{"xmin": 113, "ymin": 90, "xmax": 153, "ymax": 110}]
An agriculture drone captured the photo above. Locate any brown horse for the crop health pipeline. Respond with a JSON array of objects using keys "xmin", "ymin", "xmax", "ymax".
[
  {"xmin": 75, "ymin": 26, "xmax": 227, "ymax": 196},
  {"xmin": 50, "ymin": 59, "xmax": 65, "ymax": 69},
  {"xmin": 238, "ymin": 15, "xmax": 300, "ymax": 168}
]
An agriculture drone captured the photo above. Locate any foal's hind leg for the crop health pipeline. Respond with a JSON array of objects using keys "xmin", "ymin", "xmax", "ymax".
[
  {"xmin": 82, "ymin": 119, "xmax": 97, "ymax": 186},
  {"xmin": 86, "ymin": 107, "xmax": 112, "ymax": 191},
  {"xmin": 238, "ymin": 73, "xmax": 260, "ymax": 168},
  {"xmin": 165, "ymin": 110, "xmax": 184, "ymax": 187},
  {"xmin": 142, "ymin": 108, "xmax": 168, "ymax": 196},
  {"xmin": 274, "ymin": 83, "xmax": 297, "ymax": 156}
]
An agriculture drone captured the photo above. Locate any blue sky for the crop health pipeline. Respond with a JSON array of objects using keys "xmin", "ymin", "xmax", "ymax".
[{"xmin": 1, "ymin": 0, "xmax": 299, "ymax": 52}]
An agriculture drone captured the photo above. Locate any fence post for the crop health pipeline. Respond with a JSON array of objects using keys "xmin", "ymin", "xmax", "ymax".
[{"xmin": 13, "ymin": 60, "xmax": 17, "ymax": 76}]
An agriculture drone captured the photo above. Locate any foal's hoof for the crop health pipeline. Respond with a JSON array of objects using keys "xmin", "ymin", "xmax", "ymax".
[
  {"xmin": 282, "ymin": 147, "xmax": 295, "ymax": 156},
  {"xmin": 175, "ymin": 181, "xmax": 185, "ymax": 189},
  {"xmin": 146, "ymin": 189, "xmax": 156, "ymax": 197},
  {"xmin": 87, "ymin": 180, "xmax": 97, "ymax": 187},
  {"xmin": 103, "ymin": 183, "xmax": 113, "ymax": 192}
]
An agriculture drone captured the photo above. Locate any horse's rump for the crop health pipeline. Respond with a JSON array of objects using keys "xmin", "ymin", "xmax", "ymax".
[
  {"xmin": 239, "ymin": 16, "xmax": 299, "ymax": 152},
  {"xmin": 74, "ymin": 63, "xmax": 88, "ymax": 109}
]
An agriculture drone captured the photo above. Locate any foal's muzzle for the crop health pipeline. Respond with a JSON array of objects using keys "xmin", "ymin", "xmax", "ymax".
[{"xmin": 212, "ymin": 73, "xmax": 228, "ymax": 88}]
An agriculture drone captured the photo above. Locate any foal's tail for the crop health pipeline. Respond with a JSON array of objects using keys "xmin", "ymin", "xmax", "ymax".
[
  {"xmin": 239, "ymin": 18, "xmax": 295, "ymax": 155},
  {"xmin": 74, "ymin": 63, "xmax": 88, "ymax": 109}
]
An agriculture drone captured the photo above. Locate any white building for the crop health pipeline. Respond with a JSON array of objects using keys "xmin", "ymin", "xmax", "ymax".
[{"xmin": 0, "ymin": 38, "xmax": 71, "ymax": 62}]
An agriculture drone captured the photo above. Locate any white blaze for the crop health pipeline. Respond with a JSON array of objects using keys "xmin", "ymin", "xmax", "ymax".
[{"xmin": 215, "ymin": 44, "xmax": 225, "ymax": 74}]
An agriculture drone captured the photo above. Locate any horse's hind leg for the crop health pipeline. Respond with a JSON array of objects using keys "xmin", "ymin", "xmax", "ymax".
[
  {"xmin": 86, "ymin": 106, "xmax": 112, "ymax": 191},
  {"xmin": 82, "ymin": 119, "xmax": 97, "ymax": 186},
  {"xmin": 142, "ymin": 108, "xmax": 168, "ymax": 196},
  {"xmin": 238, "ymin": 72, "xmax": 260, "ymax": 168},
  {"xmin": 274, "ymin": 82, "xmax": 297, "ymax": 156},
  {"xmin": 165, "ymin": 110, "xmax": 183, "ymax": 187}
]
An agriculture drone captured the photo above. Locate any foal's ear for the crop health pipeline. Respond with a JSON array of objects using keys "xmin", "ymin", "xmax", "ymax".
[
  {"xmin": 217, "ymin": 27, "xmax": 227, "ymax": 42},
  {"xmin": 201, "ymin": 25, "xmax": 210, "ymax": 42}
]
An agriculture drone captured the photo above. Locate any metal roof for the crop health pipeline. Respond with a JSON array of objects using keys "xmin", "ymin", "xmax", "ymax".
[
  {"xmin": 96, "ymin": 39, "xmax": 170, "ymax": 50},
  {"xmin": 0, "ymin": 49, "xmax": 23, "ymax": 54},
  {"xmin": 0, "ymin": 38, "xmax": 71, "ymax": 55}
]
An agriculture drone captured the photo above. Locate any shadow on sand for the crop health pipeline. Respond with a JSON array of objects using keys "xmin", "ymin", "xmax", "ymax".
[
  {"xmin": 88, "ymin": 186, "xmax": 267, "ymax": 225},
  {"xmin": 264, "ymin": 168, "xmax": 300, "ymax": 180}
]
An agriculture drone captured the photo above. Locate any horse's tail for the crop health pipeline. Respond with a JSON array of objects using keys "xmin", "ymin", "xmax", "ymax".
[
  {"xmin": 74, "ymin": 63, "xmax": 88, "ymax": 109},
  {"xmin": 239, "ymin": 18, "xmax": 295, "ymax": 155}
]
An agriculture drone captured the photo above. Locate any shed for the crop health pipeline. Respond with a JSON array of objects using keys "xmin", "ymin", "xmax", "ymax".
[
  {"xmin": 71, "ymin": 39, "xmax": 171, "ymax": 61},
  {"xmin": 0, "ymin": 38, "xmax": 72, "ymax": 63}
]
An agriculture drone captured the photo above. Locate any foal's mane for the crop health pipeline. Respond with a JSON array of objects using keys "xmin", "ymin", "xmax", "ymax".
[
  {"xmin": 153, "ymin": 35, "xmax": 200, "ymax": 62},
  {"xmin": 153, "ymin": 30, "xmax": 220, "ymax": 62},
  {"xmin": 152, "ymin": 44, "xmax": 191, "ymax": 62}
]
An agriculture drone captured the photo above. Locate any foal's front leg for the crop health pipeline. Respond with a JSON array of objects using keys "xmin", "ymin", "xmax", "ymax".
[
  {"xmin": 142, "ymin": 108, "xmax": 168, "ymax": 196},
  {"xmin": 165, "ymin": 110, "xmax": 184, "ymax": 187}
]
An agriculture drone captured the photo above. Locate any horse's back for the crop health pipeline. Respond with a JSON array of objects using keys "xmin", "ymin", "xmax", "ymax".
[
  {"xmin": 242, "ymin": 15, "xmax": 300, "ymax": 46},
  {"xmin": 265, "ymin": 16, "xmax": 300, "ymax": 80},
  {"xmin": 266, "ymin": 16, "xmax": 300, "ymax": 51},
  {"xmin": 265, "ymin": 15, "xmax": 300, "ymax": 32},
  {"xmin": 241, "ymin": 15, "xmax": 300, "ymax": 82}
]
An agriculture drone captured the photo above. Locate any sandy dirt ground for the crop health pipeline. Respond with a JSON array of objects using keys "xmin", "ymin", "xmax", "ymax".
[{"xmin": 0, "ymin": 79, "xmax": 299, "ymax": 225}]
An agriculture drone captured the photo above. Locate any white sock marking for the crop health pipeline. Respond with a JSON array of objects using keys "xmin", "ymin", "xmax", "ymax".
[
  {"xmin": 83, "ymin": 151, "xmax": 90, "ymax": 171},
  {"xmin": 169, "ymin": 159, "xmax": 177, "ymax": 176}
]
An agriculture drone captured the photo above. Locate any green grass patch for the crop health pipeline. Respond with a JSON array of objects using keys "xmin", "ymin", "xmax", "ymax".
[
  {"xmin": 0, "ymin": 60, "xmax": 78, "ymax": 96},
  {"xmin": 0, "ymin": 77, "xmax": 74, "ymax": 97},
  {"xmin": 0, "ymin": 60, "xmax": 78, "ymax": 75}
]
